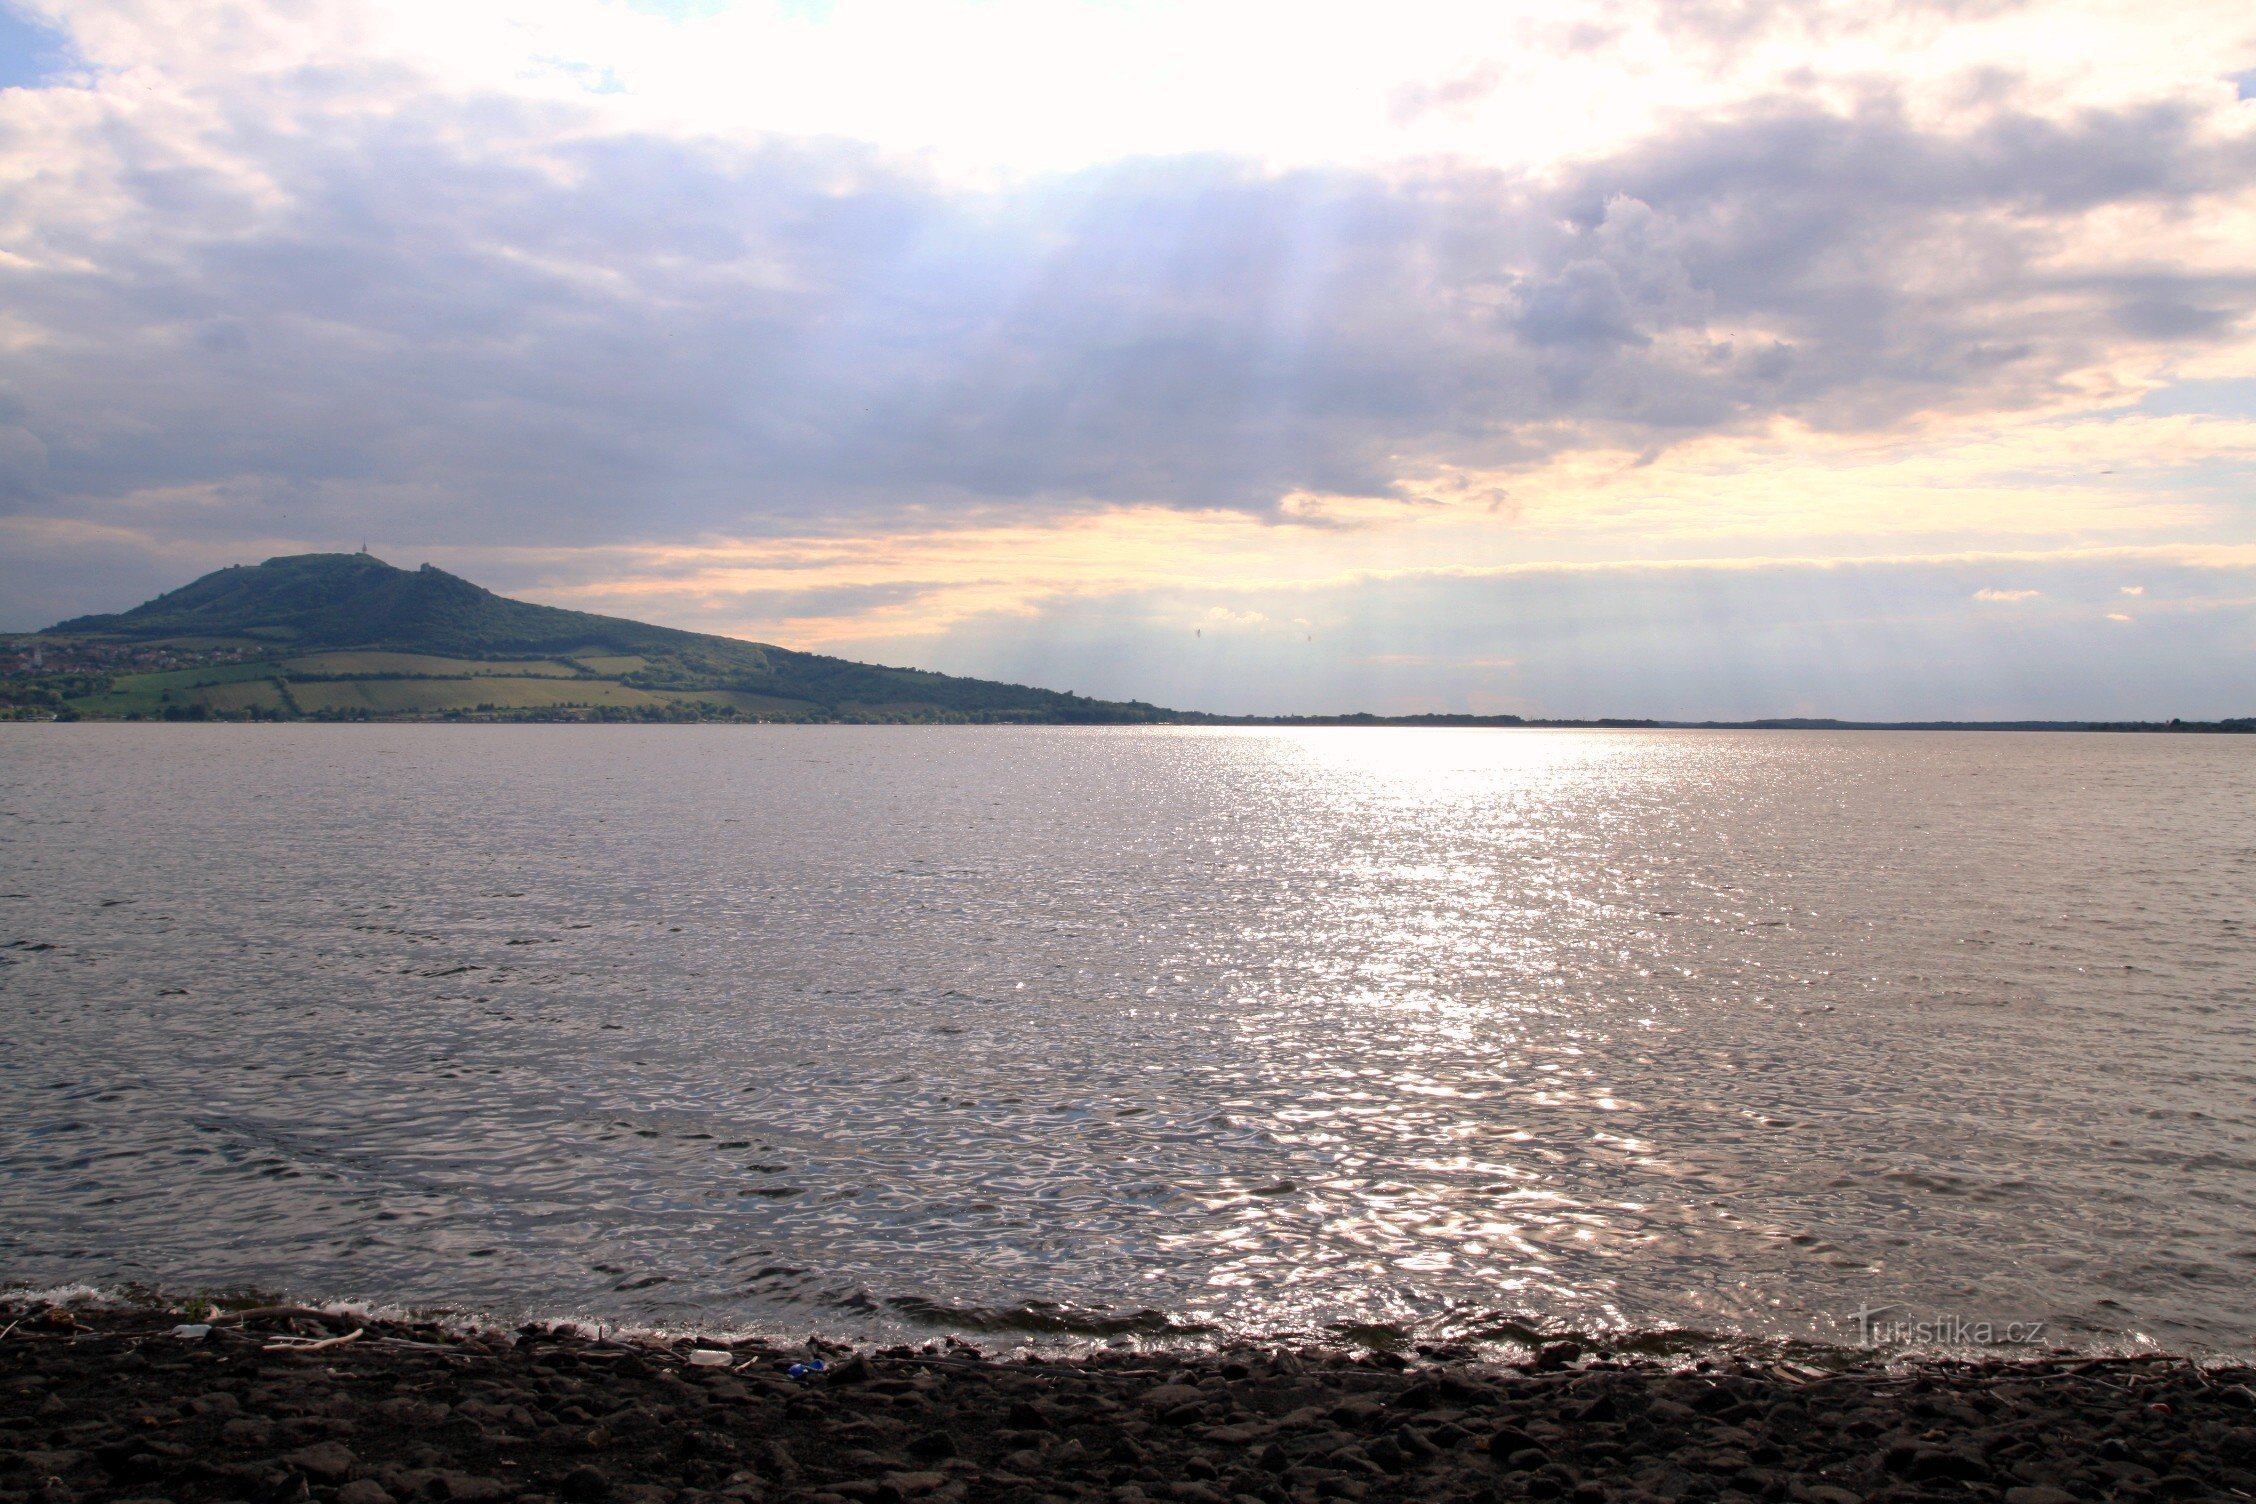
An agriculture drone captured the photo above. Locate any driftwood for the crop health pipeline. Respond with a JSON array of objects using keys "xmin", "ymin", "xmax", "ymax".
[
  {"xmin": 217, "ymin": 1305, "xmax": 354, "ymax": 1326},
  {"xmin": 262, "ymin": 1328, "xmax": 364, "ymax": 1353}
]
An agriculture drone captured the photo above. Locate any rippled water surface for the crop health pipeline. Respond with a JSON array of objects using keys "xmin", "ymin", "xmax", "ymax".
[{"xmin": 3, "ymin": 725, "xmax": 2253, "ymax": 1354}]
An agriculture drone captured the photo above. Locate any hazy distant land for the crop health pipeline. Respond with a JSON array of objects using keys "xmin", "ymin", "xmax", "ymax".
[{"xmin": 3, "ymin": 552, "xmax": 2250, "ymax": 729}]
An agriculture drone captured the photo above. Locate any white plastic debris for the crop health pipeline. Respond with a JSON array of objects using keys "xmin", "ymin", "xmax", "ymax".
[
  {"xmin": 686, "ymin": 1348, "xmax": 732, "ymax": 1366},
  {"xmin": 171, "ymin": 1323, "xmax": 213, "ymax": 1339}
]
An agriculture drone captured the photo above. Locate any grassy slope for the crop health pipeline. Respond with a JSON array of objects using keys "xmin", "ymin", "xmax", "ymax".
[
  {"xmin": 201, "ymin": 680, "xmax": 291, "ymax": 714},
  {"xmin": 281, "ymin": 651, "xmax": 585, "ymax": 678},
  {"xmin": 43, "ymin": 553, "xmax": 1173, "ymax": 722},
  {"xmin": 287, "ymin": 678, "xmax": 674, "ymax": 714},
  {"xmin": 65, "ymin": 663, "xmax": 283, "ymax": 717}
]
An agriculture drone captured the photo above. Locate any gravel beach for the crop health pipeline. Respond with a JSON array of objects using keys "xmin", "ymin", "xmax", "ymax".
[{"xmin": 3, "ymin": 1301, "xmax": 2251, "ymax": 1504}]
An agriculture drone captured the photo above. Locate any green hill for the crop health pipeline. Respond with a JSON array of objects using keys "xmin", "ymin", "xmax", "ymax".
[{"xmin": 18, "ymin": 552, "xmax": 1175, "ymax": 723}]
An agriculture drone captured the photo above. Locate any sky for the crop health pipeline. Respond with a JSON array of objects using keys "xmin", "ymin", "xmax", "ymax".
[{"xmin": 1, "ymin": 0, "xmax": 2254, "ymax": 719}]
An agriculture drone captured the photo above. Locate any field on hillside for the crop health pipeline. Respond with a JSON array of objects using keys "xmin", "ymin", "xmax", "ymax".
[
  {"xmin": 200, "ymin": 680, "xmax": 291, "ymax": 714},
  {"xmin": 686, "ymin": 689, "xmax": 818, "ymax": 715},
  {"xmin": 98, "ymin": 661, "xmax": 279, "ymax": 693},
  {"xmin": 63, "ymin": 662, "xmax": 281, "ymax": 716},
  {"xmin": 568, "ymin": 654, "xmax": 648, "ymax": 675},
  {"xmin": 280, "ymin": 651, "xmax": 583, "ymax": 678},
  {"xmin": 51, "ymin": 653, "xmax": 833, "ymax": 718},
  {"xmin": 286, "ymin": 678, "xmax": 673, "ymax": 714}
]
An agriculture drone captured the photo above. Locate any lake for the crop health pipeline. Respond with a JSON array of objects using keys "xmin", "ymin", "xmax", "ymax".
[{"xmin": 2, "ymin": 725, "xmax": 2251, "ymax": 1356}]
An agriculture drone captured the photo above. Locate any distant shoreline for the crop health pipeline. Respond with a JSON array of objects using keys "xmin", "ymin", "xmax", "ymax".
[
  {"xmin": 6, "ymin": 712, "xmax": 2253, "ymax": 731},
  {"xmin": 12, "ymin": 557, "xmax": 2254, "ymax": 731},
  {"xmin": 16, "ymin": 556, "xmax": 2254, "ymax": 732},
  {"xmin": 1181, "ymin": 714, "xmax": 2256, "ymax": 733}
]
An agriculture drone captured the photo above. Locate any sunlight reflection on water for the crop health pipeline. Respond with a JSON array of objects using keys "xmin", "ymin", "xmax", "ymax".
[{"xmin": 2, "ymin": 725, "xmax": 2253, "ymax": 1355}]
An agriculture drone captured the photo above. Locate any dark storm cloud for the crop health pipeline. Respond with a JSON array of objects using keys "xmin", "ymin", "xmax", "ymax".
[{"xmin": 1, "ymin": 73, "xmax": 2250, "ymax": 558}]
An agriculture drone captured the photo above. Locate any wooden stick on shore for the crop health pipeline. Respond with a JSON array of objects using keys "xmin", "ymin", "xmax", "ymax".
[{"xmin": 263, "ymin": 1328, "xmax": 363, "ymax": 1353}]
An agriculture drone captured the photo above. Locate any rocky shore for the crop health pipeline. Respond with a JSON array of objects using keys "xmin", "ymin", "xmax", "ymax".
[{"xmin": 3, "ymin": 1299, "xmax": 2252, "ymax": 1504}]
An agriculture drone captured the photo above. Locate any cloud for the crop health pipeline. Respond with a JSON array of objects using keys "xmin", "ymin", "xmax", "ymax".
[
  {"xmin": 1202, "ymin": 606, "xmax": 1270, "ymax": 628},
  {"xmin": 1, "ymin": 31, "xmax": 2252, "ymax": 571},
  {"xmin": 0, "ymin": 515, "xmax": 238, "ymax": 629},
  {"xmin": 3, "ymin": 0, "xmax": 2255, "ymax": 721},
  {"xmin": 875, "ymin": 550, "xmax": 2256, "ymax": 720}
]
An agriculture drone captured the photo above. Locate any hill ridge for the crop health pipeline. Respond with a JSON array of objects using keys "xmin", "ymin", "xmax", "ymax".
[{"xmin": 32, "ymin": 552, "xmax": 1174, "ymax": 723}]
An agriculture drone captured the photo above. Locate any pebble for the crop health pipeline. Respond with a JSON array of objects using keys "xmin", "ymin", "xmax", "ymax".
[
  {"xmin": 282, "ymin": 1441, "xmax": 359, "ymax": 1482},
  {"xmin": 4, "ymin": 1302, "xmax": 2253, "ymax": 1504},
  {"xmin": 560, "ymin": 1464, "xmax": 612, "ymax": 1502}
]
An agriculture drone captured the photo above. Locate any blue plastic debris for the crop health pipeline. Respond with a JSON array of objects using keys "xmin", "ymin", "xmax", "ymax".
[{"xmin": 785, "ymin": 1358, "xmax": 826, "ymax": 1379}]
